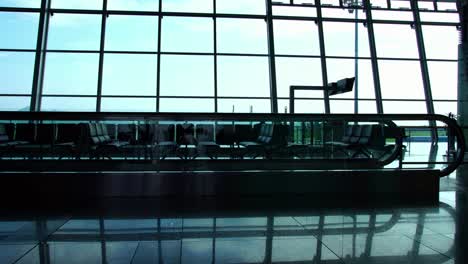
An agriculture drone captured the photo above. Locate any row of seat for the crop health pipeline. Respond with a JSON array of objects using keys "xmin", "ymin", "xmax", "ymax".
[
  {"xmin": 327, "ymin": 124, "xmax": 386, "ymax": 158},
  {"xmin": 0, "ymin": 122, "xmax": 388, "ymax": 160}
]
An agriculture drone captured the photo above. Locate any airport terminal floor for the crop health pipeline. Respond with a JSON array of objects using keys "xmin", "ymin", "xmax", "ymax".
[{"xmin": 0, "ymin": 161, "xmax": 467, "ymax": 264}]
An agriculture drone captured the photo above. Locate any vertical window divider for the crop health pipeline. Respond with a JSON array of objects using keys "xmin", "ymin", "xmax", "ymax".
[
  {"xmin": 96, "ymin": 0, "xmax": 108, "ymax": 112},
  {"xmin": 156, "ymin": 0, "xmax": 163, "ymax": 112},
  {"xmin": 316, "ymin": 0, "xmax": 330, "ymax": 114},
  {"xmin": 31, "ymin": 0, "xmax": 51, "ymax": 111},
  {"xmin": 411, "ymin": 0, "xmax": 437, "ymax": 141},
  {"xmin": 363, "ymin": 0, "xmax": 383, "ymax": 114},
  {"xmin": 265, "ymin": 0, "xmax": 278, "ymax": 114},
  {"xmin": 213, "ymin": 0, "xmax": 218, "ymax": 113}
]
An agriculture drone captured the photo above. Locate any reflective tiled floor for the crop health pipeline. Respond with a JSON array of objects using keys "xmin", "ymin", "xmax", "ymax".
[{"xmin": 1, "ymin": 165, "xmax": 467, "ymax": 264}]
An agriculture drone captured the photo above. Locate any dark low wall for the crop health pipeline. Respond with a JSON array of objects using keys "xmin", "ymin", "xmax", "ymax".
[{"xmin": 0, "ymin": 169, "xmax": 439, "ymax": 208}]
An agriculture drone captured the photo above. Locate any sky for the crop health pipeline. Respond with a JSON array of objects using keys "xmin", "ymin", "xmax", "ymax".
[{"xmin": 0, "ymin": 0, "xmax": 460, "ymax": 115}]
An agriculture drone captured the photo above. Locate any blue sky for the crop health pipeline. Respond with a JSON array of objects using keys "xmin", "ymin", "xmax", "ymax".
[{"xmin": 0, "ymin": 0, "xmax": 460, "ymax": 114}]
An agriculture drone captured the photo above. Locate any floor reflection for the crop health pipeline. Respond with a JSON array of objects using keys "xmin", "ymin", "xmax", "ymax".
[
  {"xmin": 0, "ymin": 202, "xmax": 461, "ymax": 264},
  {"xmin": 2, "ymin": 163, "xmax": 468, "ymax": 264}
]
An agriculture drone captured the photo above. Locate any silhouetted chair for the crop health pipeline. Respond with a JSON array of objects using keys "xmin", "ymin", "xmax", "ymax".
[
  {"xmin": 240, "ymin": 123, "xmax": 288, "ymax": 159},
  {"xmin": 86, "ymin": 123, "xmax": 129, "ymax": 159},
  {"xmin": 0, "ymin": 124, "xmax": 28, "ymax": 159},
  {"xmin": 196, "ymin": 124, "xmax": 219, "ymax": 159},
  {"xmin": 54, "ymin": 123, "xmax": 80, "ymax": 159},
  {"xmin": 153, "ymin": 123, "xmax": 177, "ymax": 160}
]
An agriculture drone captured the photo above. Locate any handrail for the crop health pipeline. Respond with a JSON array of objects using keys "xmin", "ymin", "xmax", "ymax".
[{"xmin": 0, "ymin": 112, "xmax": 464, "ymax": 176}]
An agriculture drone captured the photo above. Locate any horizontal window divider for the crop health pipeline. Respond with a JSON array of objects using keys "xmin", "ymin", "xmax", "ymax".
[
  {"xmin": 321, "ymin": 17, "xmax": 367, "ymax": 23},
  {"xmin": 212, "ymin": 13, "xmax": 266, "ymax": 19},
  {"xmin": 160, "ymin": 95, "xmax": 214, "ymax": 98},
  {"xmin": 376, "ymin": 57, "xmax": 422, "ymax": 61},
  {"xmin": 49, "ymin": 9, "xmax": 103, "ymax": 15},
  {"xmin": 101, "ymin": 95, "xmax": 157, "ymax": 98},
  {"xmin": 110, "ymin": 11, "xmax": 263, "ymax": 18},
  {"xmin": 382, "ymin": 98, "xmax": 428, "ymax": 102},
  {"xmin": 0, "ymin": 7, "xmax": 40, "ymax": 12},
  {"xmin": 0, "ymin": 49, "xmax": 36, "ymax": 52},
  {"xmin": 217, "ymin": 53, "xmax": 269, "ymax": 57},
  {"xmin": 273, "ymin": 16, "xmax": 368, "ymax": 23},
  {"xmin": 419, "ymin": 21, "xmax": 460, "ymax": 26},
  {"xmin": 271, "ymin": 3, "xmax": 317, "ymax": 7},
  {"xmin": 275, "ymin": 54, "xmax": 321, "ymax": 58},
  {"xmin": 272, "ymin": 15, "xmax": 318, "ymax": 21},
  {"xmin": 161, "ymin": 51, "xmax": 213, "ymax": 56},
  {"xmin": 419, "ymin": 9, "xmax": 459, "ymax": 14},
  {"xmin": 372, "ymin": 20, "xmax": 415, "ymax": 24},
  {"xmin": 324, "ymin": 55, "xmax": 373, "ymax": 60},
  {"xmin": 42, "ymin": 95, "xmax": 97, "ymax": 98},
  {"xmin": 217, "ymin": 96, "xmax": 271, "ymax": 100},
  {"xmin": 432, "ymin": 99, "xmax": 458, "ymax": 102},
  {"xmin": 425, "ymin": 58, "xmax": 459, "ymax": 62},
  {"xmin": 0, "ymin": 94, "xmax": 31, "ymax": 97},
  {"xmin": 286, "ymin": 97, "xmax": 377, "ymax": 101},
  {"xmin": 45, "ymin": 50, "xmax": 101, "ymax": 54},
  {"xmin": 104, "ymin": 51, "xmax": 158, "ymax": 55}
]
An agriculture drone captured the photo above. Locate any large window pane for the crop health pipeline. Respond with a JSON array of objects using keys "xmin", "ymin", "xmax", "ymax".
[
  {"xmin": 159, "ymin": 98, "xmax": 214, "ymax": 112},
  {"xmin": 422, "ymin": 26, "xmax": 459, "ymax": 60},
  {"xmin": 217, "ymin": 56, "xmax": 270, "ymax": 97},
  {"xmin": 326, "ymin": 59, "xmax": 375, "ymax": 100},
  {"xmin": 102, "ymin": 54, "xmax": 157, "ymax": 96},
  {"xmin": 0, "ymin": 52, "xmax": 35, "ymax": 95},
  {"xmin": 274, "ymin": 20, "xmax": 320, "ymax": 56},
  {"xmin": 216, "ymin": 0, "xmax": 265, "ymax": 15},
  {"xmin": 358, "ymin": 100, "xmax": 378, "ymax": 114},
  {"xmin": 47, "ymin": 14, "xmax": 101, "ymax": 51},
  {"xmin": 323, "ymin": 22, "xmax": 370, "ymax": 57},
  {"xmin": 101, "ymin": 98, "xmax": 156, "ymax": 112},
  {"xmin": 0, "ymin": 96, "xmax": 30, "ymax": 111},
  {"xmin": 160, "ymin": 55, "xmax": 214, "ymax": 96},
  {"xmin": 273, "ymin": 6, "xmax": 316, "ymax": 17},
  {"xmin": 0, "ymin": 0, "xmax": 40, "ymax": 8},
  {"xmin": 372, "ymin": 10, "xmax": 414, "ymax": 21},
  {"xmin": 330, "ymin": 99, "xmax": 354, "ymax": 113},
  {"xmin": 43, "ymin": 53, "xmax": 99, "ymax": 95},
  {"xmin": 0, "ymin": 12, "xmax": 39, "ymax": 49},
  {"xmin": 278, "ymin": 99, "xmax": 326, "ymax": 114},
  {"xmin": 374, "ymin": 23, "xmax": 418, "ymax": 58},
  {"xmin": 162, "ymin": 0, "xmax": 211, "ymax": 13},
  {"xmin": 437, "ymin": 2, "xmax": 457, "ymax": 11},
  {"xmin": 51, "ymin": 0, "xmax": 103, "ymax": 9},
  {"xmin": 420, "ymin": 12, "xmax": 459, "ymax": 23},
  {"xmin": 370, "ymin": 0, "xmax": 387, "ymax": 8},
  {"xmin": 434, "ymin": 102, "xmax": 457, "ymax": 116},
  {"xmin": 378, "ymin": 60, "xmax": 424, "ymax": 99},
  {"xmin": 105, "ymin": 15, "xmax": 158, "ymax": 51},
  {"xmin": 108, "ymin": 0, "xmax": 158, "ymax": 11},
  {"xmin": 218, "ymin": 99, "xmax": 270, "ymax": 113},
  {"xmin": 428, "ymin": 61, "xmax": 458, "ymax": 100},
  {"xmin": 383, "ymin": 100, "xmax": 427, "ymax": 114},
  {"xmin": 162, "ymin": 17, "xmax": 213, "ymax": 53},
  {"xmin": 322, "ymin": 8, "xmax": 366, "ymax": 19},
  {"xmin": 217, "ymin": 18, "xmax": 268, "ymax": 54},
  {"xmin": 275, "ymin": 57, "xmax": 322, "ymax": 98},
  {"xmin": 41, "ymin": 97, "xmax": 96, "ymax": 112}
]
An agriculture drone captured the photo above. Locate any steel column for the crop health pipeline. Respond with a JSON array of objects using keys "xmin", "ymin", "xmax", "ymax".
[
  {"xmin": 411, "ymin": 0, "xmax": 438, "ymax": 142},
  {"xmin": 363, "ymin": 0, "xmax": 384, "ymax": 114},
  {"xmin": 265, "ymin": 0, "xmax": 279, "ymax": 113},
  {"xmin": 156, "ymin": 1, "xmax": 163, "ymax": 112},
  {"xmin": 30, "ymin": 0, "xmax": 51, "ymax": 111},
  {"xmin": 96, "ymin": 0, "xmax": 107, "ymax": 112},
  {"xmin": 316, "ymin": 0, "xmax": 331, "ymax": 114}
]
